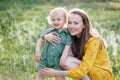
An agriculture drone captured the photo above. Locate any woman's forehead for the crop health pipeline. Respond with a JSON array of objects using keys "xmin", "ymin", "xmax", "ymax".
[{"xmin": 68, "ymin": 14, "xmax": 82, "ymax": 20}]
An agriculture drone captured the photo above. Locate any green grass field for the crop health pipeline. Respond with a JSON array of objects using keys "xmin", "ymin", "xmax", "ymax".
[{"xmin": 0, "ymin": 0, "xmax": 120, "ymax": 80}]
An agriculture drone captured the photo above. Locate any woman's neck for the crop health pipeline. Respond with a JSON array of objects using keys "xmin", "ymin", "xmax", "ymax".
[{"xmin": 76, "ymin": 33, "xmax": 81, "ymax": 38}]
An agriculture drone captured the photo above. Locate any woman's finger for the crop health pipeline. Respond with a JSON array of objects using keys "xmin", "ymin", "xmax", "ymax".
[
  {"xmin": 51, "ymin": 32, "xmax": 57, "ymax": 35},
  {"xmin": 45, "ymin": 32, "xmax": 61, "ymax": 44},
  {"xmin": 72, "ymin": 61, "xmax": 80, "ymax": 65},
  {"xmin": 47, "ymin": 39, "xmax": 56, "ymax": 45},
  {"xmin": 52, "ymin": 36, "xmax": 61, "ymax": 43}
]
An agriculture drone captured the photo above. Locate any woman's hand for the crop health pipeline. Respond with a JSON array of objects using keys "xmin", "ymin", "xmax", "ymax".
[
  {"xmin": 41, "ymin": 68, "xmax": 69, "ymax": 77},
  {"xmin": 44, "ymin": 32, "xmax": 61, "ymax": 45},
  {"xmin": 41, "ymin": 68, "xmax": 58, "ymax": 77}
]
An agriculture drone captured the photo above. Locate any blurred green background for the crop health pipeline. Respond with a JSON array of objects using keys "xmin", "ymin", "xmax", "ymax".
[{"xmin": 0, "ymin": 0, "xmax": 120, "ymax": 80}]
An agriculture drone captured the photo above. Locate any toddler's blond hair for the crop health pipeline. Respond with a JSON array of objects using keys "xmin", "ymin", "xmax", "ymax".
[{"xmin": 47, "ymin": 7, "xmax": 68, "ymax": 26}]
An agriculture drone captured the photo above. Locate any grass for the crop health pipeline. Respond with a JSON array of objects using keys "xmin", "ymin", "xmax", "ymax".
[{"xmin": 0, "ymin": 0, "xmax": 120, "ymax": 80}]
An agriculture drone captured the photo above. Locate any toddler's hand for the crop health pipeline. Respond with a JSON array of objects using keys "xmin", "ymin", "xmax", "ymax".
[
  {"xmin": 35, "ymin": 55, "xmax": 42, "ymax": 63},
  {"xmin": 60, "ymin": 59, "xmax": 67, "ymax": 70}
]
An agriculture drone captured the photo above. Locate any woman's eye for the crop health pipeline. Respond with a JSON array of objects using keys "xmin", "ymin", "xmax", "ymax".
[{"xmin": 74, "ymin": 22, "xmax": 78, "ymax": 25}]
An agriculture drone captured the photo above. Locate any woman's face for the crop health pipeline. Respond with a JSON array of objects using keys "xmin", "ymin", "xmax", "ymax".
[{"xmin": 68, "ymin": 13, "xmax": 85, "ymax": 38}]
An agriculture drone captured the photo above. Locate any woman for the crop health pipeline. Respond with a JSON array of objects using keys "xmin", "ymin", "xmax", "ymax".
[{"xmin": 41, "ymin": 8, "xmax": 114, "ymax": 80}]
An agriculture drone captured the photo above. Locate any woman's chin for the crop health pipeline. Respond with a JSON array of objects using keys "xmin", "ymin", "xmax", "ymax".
[{"xmin": 70, "ymin": 33, "xmax": 76, "ymax": 36}]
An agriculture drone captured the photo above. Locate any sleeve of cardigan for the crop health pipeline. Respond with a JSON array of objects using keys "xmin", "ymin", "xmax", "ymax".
[{"xmin": 68, "ymin": 37, "xmax": 100, "ymax": 80}]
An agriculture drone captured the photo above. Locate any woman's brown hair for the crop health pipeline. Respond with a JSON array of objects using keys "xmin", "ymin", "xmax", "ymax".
[{"xmin": 69, "ymin": 9, "xmax": 94, "ymax": 60}]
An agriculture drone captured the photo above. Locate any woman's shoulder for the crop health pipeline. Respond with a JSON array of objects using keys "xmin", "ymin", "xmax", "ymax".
[
  {"xmin": 86, "ymin": 36, "xmax": 102, "ymax": 46},
  {"xmin": 88, "ymin": 36, "xmax": 100, "ymax": 42},
  {"xmin": 84, "ymin": 37, "xmax": 101, "ymax": 48}
]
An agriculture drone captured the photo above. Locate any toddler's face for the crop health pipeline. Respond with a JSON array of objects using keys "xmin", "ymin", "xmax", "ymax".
[{"xmin": 50, "ymin": 11, "xmax": 66, "ymax": 31}]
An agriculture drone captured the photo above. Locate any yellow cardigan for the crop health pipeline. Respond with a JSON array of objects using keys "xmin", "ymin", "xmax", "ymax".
[{"xmin": 68, "ymin": 37, "xmax": 114, "ymax": 80}]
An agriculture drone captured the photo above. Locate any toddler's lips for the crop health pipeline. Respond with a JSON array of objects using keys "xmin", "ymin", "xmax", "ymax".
[{"xmin": 54, "ymin": 24, "xmax": 59, "ymax": 26}]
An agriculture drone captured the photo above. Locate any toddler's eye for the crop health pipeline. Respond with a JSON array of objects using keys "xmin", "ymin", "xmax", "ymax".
[
  {"xmin": 58, "ymin": 19, "xmax": 61, "ymax": 21},
  {"xmin": 52, "ymin": 19, "xmax": 55, "ymax": 21},
  {"xmin": 68, "ymin": 21, "xmax": 71, "ymax": 24}
]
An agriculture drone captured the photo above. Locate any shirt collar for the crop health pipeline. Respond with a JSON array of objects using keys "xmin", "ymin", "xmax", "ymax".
[{"xmin": 51, "ymin": 28, "xmax": 68, "ymax": 34}]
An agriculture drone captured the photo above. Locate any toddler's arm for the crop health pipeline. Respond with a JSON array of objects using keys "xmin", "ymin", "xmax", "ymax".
[
  {"xmin": 60, "ymin": 45, "xmax": 71, "ymax": 69},
  {"xmin": 35, "ymin": 38, "xmax": 45, "ymax": 63}
]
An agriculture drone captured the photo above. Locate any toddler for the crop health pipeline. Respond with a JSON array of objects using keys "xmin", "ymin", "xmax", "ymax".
[{"xmin": 35, "ymin": 7, "xmax": 72, "ymax": 80}]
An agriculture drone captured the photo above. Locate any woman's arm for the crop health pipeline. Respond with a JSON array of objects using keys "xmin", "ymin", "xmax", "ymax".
[{"xmin": 41, "ymin": 68, "xmax": 69, "ymax": 77}]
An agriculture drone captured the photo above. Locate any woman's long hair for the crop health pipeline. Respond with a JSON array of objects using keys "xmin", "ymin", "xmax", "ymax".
[{"xmin": 69, "ymin": 9, "xmax": 94, "ymax": 60}]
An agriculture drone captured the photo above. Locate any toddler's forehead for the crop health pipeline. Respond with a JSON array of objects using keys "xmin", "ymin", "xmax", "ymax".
[
  {"xmin": 51, "ymin": 13, "xmax": 64, "ymax": 19},
  {"xmin": 50, "ymin": 10, "xmax": 67, "ymax": 17}
]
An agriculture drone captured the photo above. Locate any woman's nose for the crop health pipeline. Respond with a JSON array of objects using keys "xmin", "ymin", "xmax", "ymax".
[{"xmin": 69, "ymin": 24, "xmax": 74, "ymax": 28}]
